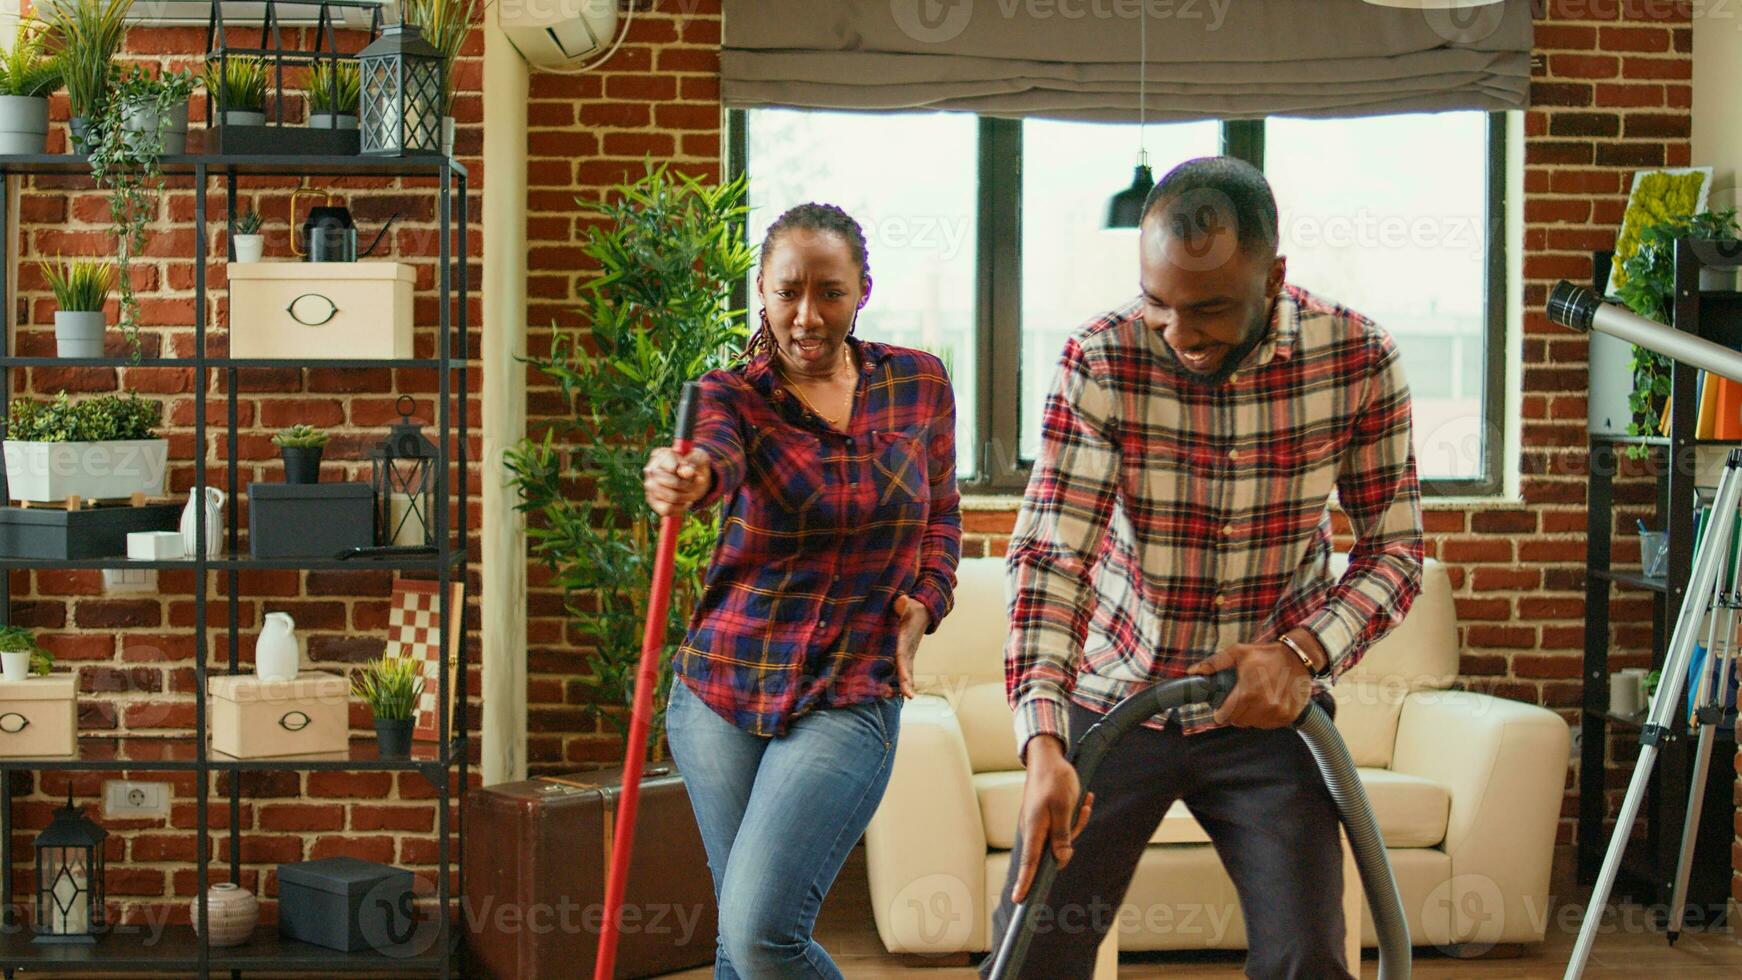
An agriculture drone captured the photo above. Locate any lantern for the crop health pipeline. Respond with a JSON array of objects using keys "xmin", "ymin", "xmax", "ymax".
[
  {"xmin": 357, "ymin": 22, "xmax": 444, "ymax": 157},
  {"xmin": 371, "ymin": 395, "xmax": 439, "ymax": 547},
  {"xmin": 33, "ymin": 789, "xmax": 106, "ymax": 944}
]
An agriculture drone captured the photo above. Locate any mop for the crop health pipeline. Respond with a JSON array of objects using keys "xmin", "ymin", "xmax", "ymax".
[
  {"xmin": 984, "ymin": 671, "xmax": 1412, "ymax": 979},
  {"xmin": 595, "ymin": 382, "xmax": 700, "ymax": 980}
]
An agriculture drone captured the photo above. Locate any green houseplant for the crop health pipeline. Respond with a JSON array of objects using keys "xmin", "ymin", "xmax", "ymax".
[
  {"xmin": 0, "ymin": 625, "xmax": 51, "ymax": 682},
  {"xmin": 0, "ymin": 20, "xmax": 65, "ymax": 154},
  {"xmin": 271, "ymin": 424, "xmax": 329, "ymax": 485},
  {"xmin": 42, "ymin": 0, "xmax": 132, "ymax": 153},
  {"xmin": 3, "ymin": 392, "xmax": 166, "ymax": 503},
  {"xmin": 39, "ymin": 256, "xmax": 114, "ymax": 358},
  {"xmin": 352, "ymin": 655, "xmax": 423, "ymax": 759},
  {"xmin": 232, "ymin": 206, "xmax": 264, "ymax": 262},
  {"xmin": 305, "ymin": 59, "xmax": 359, "ymax": 130},
  {"xmin": 203, "ymin": 56, "xmax": 269, "ymax": 125},
  {"xmin": 402, "ymin": 0, "xmax": 477, "ymax": 154},
  {"xmin": 1614, "ymin": 209, "xmax": 1741, "ymax": 456},
  {"xmin": 115, "ymin": 64, "xmax": 196, "ymax": 157},
  {"xmin": 505, "ymin": 165, "xmax": 752, "ymax": 754}
]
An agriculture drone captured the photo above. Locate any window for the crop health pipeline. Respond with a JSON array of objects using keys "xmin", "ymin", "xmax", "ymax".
[{"xmin": 734, "ymin": 110, "xmax": 1506, "ymax": 496}]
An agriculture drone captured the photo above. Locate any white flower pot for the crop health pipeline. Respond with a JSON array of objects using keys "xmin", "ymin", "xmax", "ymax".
[
  {"xmin": 0, "ymin": 96, "xmax": 49, "ymax": 154},
  {"xmin": 123, "ymin": 101, "xmax": 189, "ymax": 155},
  {"xmin": 307, "ymin": 112, "xmax": 358, "ymax": 130},
  {"xmin": 232, "ymin": 234, "xmax": 264, "ymax": 263},
  {"xmin": 3, "ymin": 439, "xmax": 169, "ymax": 503},
  {"xmin": 221, "ymin": 109, "xmax": 266, "ymax": 126},
  {"xmin": 0, "ymin": 651, "xmax": 29, "ymax": 682},
  {"xmin": 53, "ymin": 310, "xmax": 106, "ymax": 358}
]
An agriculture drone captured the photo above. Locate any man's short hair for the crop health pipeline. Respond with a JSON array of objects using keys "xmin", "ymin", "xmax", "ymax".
[{"xmin": 1142, "ymin": 156, "xmax": 1279, "ymax": 258}]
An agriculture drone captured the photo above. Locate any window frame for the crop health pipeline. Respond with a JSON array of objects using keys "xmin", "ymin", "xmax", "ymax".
[{"xmin": 727, "ymin": 110, "xmax": 1508, "ymax": 498}]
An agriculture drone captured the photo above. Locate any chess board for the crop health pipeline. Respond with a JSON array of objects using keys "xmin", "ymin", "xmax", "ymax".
[{"xmin": 385, "ymin": 578, "xmax": 464, "ymax": 742}]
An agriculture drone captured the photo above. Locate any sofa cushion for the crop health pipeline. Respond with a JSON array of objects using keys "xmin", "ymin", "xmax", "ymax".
[
  {"xmin": 974, "ymin": 767, "xmax": 1448, "ymax": 850},
  {"xmin": 1329, "ymin": 556, "xmax": 1459, "ymax": 769}
]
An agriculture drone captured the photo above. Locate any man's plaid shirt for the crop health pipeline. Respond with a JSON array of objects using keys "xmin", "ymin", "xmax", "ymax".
[{"xmin": 1006, "ymin": 285, "xmax": 1424, "ymax": 758}]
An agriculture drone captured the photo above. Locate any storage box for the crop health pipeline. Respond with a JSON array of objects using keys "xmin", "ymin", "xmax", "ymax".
[
  {"xmin": 3, "ymin": 439, "xmax": 170, "ymax": 503},
  {"xmin": 205, "ymin": 124, "xmax": 359, "ymax": 157},
  {"xmin": 248, "ymin": 482, "xmax": 374, "ymax": 559},
  {"xmin": 209, "ymin": 672, "xmax": 348, "ymax": 759},
  {"xmin": 277, "ymin": 857, "xmax": 414, "ymax": 953},
  {"xmin": 0, "ymin": 502, "xmax": 180, "ymax": 560},
  {"xmin": 127, "ymin": 530, "xmax": 185, "ymax": 560},
  {"xmin": 227, "ymin": 262, "xmax": 414, "ymax": 360},
  {"xmin": 0, "ymin": 674, "xmax": 77, "ymax": 758}
]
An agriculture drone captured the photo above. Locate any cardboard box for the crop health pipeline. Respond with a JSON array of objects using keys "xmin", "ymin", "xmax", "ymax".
[
  {"xmin": 209, "ymin": 672, "xmax": 348, "ymax": 758},
  {"xmin": 0, "ymin": 674, "xmax": 77, "ymax": 757},
  {"xmin": 227, "ymin": 262, "xmax": 414, "ymax": 360}
]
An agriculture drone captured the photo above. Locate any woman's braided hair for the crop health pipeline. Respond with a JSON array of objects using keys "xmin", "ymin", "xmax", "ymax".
[{"xmin": 744, "ymin": 203, "xmax": 871, "ymax": 361}]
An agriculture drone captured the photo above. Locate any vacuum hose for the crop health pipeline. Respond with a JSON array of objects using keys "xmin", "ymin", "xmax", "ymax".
[{"xmin": 984, "ymin": 671, "xmax": 1410, "ymax": 979}]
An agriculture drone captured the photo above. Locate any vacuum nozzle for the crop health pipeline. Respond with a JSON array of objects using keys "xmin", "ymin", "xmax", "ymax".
[{"xmin": 1547, "ymin": 280, "xmax": 1599, "ymax": 334}]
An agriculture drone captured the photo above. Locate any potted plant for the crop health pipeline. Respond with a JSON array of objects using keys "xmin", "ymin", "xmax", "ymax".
[
  {"xmin": 42, "ymin": 0, "xmax": 132, "ymax": 154},
  {"xmin": 3, "ymin": 392, "xmax": 166, "ymax": 503},
  {"xmin": 0, "ymin": 625, "xmax": 50, "ymax": 682},
  {"xmin": 39, "ymin": 256, "xmax": 113, "ymax": 358},
  {"xmin": 403, "ymin": 0, "xmax": 477, "ymax": 156},
  {"xmin": 352, "ymin": 655, "xmax": 422, "ymax": 759},
  {"xmin": 505, "ymin": 165, "xmax": 752, "ymax": 751},
  {"xmin": 271, "ymin": 424, "xmax": 327, "ymax": 484},
  {"xmin": 116, "ymin": 64, "xmax": 196, "ymax": 157},
  {"xmin": 232, "ymin": 207, "xmax": 264, "ymax": 262},
  {"xmin": 203, "ymin": 57, "xmax": 268, "ymax": 126},
  {"xmin": 305, "ymin": 60, "xmax": 359, "ymax": 131},
  {"xmin": 0, "ymin": 21, "xmax": 65, "ymax": 154}
]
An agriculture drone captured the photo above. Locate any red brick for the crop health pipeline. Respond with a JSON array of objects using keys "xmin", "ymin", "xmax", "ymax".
[
  {"xmin": 307, "ymin": 772, "xmax": 394, "ymax": 798},
  {"xmin": 349, "ymin": 804, "xmax": 434, "ymax": 832},
  {"xmin": 1622, "ymin": 57, "xmax": 1690, "ymax": 80},
  {"xmin": 1599, "ymin": 26, "xmax": 1671, "ymax": 51},
  {"xmin": 309, "ymin": 834, "xmax": 396, "ymax": 863},
  {"xmin": 1594, "ymin": 82, "xmax": 1664, "ymax": 106},
  {"xmin": 1549, "ymin": 54, "xmax": 1619, "ymax": 78}
]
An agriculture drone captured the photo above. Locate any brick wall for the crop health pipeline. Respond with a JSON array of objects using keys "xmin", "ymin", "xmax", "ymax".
[{"xmin": 6, "ymin": 20, "xmax": 484, "ymax": 929}]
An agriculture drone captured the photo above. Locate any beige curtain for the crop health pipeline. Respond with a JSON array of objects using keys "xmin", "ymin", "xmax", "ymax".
[{"xmin": 722, "ymin": 0, "xmax": 1531, "ymax": 121}]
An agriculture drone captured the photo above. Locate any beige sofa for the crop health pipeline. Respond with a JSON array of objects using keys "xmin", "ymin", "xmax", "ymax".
[{"xmin": 864, "ymin": 555, "xmax": 1570, "ymax": 960}]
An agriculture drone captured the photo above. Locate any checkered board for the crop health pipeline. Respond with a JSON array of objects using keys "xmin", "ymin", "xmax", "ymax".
[{"xmin": 385, "ymin": 578, "xmax": 464, "ymax": 742}]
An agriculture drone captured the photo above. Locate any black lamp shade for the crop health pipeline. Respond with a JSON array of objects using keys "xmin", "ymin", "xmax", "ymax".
[
  {"xmin": 358, "ymin": 23, "xmax": 444, "ymax": 156},
  {"xmin": 1105, "ymin": 164, "xmax": 1156, "ymax": 229}
]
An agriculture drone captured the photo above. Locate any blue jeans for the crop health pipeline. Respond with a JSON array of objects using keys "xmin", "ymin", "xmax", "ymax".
[{"xmin": 665, "ymin": 677, "xmax": 903, "ymax": 979}]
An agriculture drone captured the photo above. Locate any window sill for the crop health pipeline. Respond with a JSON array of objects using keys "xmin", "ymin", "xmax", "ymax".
[{"xmin": 960, "ymin": 492, "xmax": 1519, "ymax": 512}]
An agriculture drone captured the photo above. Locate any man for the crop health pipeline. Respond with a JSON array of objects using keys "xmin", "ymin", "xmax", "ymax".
[{"xmin": 984, "ymin": 156, "xmax": 1424, "ymax": 979}]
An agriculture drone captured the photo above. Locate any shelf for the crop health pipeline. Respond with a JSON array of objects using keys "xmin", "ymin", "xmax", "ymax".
[
  {"xmin": 1580, "ymin": 707, "xmax": 1737, "ymax": 742},
  {"xmin": 0, "ymin": 924, "xmax": 453, "ymax": 972},
  {"xmin": 209, "ymin": 737, "xmax": 451, "ymax": 772},
  {"xmin": 1591, "ymin": 434, "xmax": 1670, "ymax": 446},
  {"xmin": 0, "ymin": 153, "xmax": 466, "ymax": 179},
  {"xmin": 0, "ymin": 356, "xmax": 447, "ymax": 370},
  {"xmin": 1589, "ymin": 568, "xmax": 1669, "ymax": 593},
  {"xmin": 0, "ymin": 736, "xmax": 200, "ymax": 771},
  {"xmin": 0, "ymin": 549, "xmax": 462, "ymax": 571}
]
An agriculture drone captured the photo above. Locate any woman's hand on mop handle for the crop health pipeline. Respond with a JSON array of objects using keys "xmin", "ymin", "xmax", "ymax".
[
  {"xmin": 1188, "ymin": 634, "xmax": 1321, "ymax": 729},
  {"xmin": 643, "ymin": 447, "xmax": 714, "ymax": 517},
  {"xmin": 1011, "ymin": 735, "xmax": 1095, "ymax": 903}
]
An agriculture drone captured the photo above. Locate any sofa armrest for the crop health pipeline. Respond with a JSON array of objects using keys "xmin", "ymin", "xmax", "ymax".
[
  {"xmin": 865, "ymin": 694, "xmax": 989, "ymax": 954},
  {"xmin": 1391, "ymin": 690, "xmax": 1571, "ymax": 946}
]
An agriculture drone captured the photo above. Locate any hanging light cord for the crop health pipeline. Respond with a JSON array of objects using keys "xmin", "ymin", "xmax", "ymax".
[{"xmin": 1137, "ymin": 5, "xmax": 1147, "ymax": 170}]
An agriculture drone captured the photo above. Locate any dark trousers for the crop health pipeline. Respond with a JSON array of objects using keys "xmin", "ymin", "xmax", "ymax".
[{"xmin": 979, "ymin": 698, "xmax": 1352, "ymax": 980}]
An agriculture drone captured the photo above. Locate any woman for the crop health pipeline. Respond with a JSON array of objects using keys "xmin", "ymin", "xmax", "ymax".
[{"xmin": 643, "ymin": 202, "xmax": 961, "ymax": 979}]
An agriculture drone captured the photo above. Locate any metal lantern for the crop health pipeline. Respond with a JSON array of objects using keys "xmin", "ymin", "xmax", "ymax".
[
  {"xmin": 358, "ymin": 22, "xmax": 444, "ymax": 156},
  {"xmin": 33, "ymin": 790, "xmax": 106, "ymax": 944},
  {"xmin": 371, "ymin": 395, "xmax": 440, "ymax": 547}
]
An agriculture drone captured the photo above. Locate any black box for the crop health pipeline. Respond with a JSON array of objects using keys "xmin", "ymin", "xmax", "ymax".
[
  {"xmin": 277, "ymin": 856, "xmax": 415, "ymax": 953},
  {"xmin": 203, "ymin": 124, "xmax": 359, "ymax": 156},
  {"xmin": 0, "ymin": 503, "xmax": 180, "ymax": 560},
  {"xmin": 248, "ymin": 482, "xmax": 374, "ymax": 559}
]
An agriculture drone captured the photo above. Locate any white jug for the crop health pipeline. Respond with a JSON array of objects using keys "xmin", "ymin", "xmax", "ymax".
[
  {"xmin": 179, "ymin": 486, "xmax": 227, "ymax": 558},
  {"xmin": 255, "ymin": 612, "xmax": 299, "ymax": 682}
]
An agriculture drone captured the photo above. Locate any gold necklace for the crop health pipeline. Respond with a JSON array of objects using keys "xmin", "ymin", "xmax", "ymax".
[{"xmin": 779, "ymin": 344, "xmax": 854, "ymax": 428}]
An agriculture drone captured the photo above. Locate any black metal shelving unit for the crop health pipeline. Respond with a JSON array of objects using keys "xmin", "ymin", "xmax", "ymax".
[
  {"xmin": 0, "ymin": 153, "xmax": 470, "ymax": 976},
  {"xmin": 1579, "ymin": 244, "xmax": 1737, "ymax": 922}
]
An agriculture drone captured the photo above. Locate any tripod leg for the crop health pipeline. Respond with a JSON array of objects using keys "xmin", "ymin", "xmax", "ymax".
[
  {"xmin": 1665, "ymin": 717, "xmax": 1716, "ymax": 944},
  {"xmin": 1563, "ymin": 448, "xmax": 1742, "ymax": 980}
]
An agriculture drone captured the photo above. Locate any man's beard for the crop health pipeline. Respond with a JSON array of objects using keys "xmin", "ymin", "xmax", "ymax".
[{"xmin": 1170, "ymin": 310, "xmax": 1270, "ymax": 387}]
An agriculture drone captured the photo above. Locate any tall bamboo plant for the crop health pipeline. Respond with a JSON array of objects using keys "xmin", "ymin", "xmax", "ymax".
[
  {"xmin": 401, "ymin": 0, "xmax": 477, "ymax": 118},
  {"xmin": 505, "ymin": 165, "xmax": 752, "ymax": 752},
  {"xmin": 42, "ymin": 0, "xmax": 132, "ymax": 147}
]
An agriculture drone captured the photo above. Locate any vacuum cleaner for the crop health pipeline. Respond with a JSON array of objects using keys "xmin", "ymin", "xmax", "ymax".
[{"xmin": 984, "ymin": 670, "xmax": 1412, "ymax": 979}]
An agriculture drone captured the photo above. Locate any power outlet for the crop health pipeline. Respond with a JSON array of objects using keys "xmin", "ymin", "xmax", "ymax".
[
  {"xmin": 102, "ymin": 568, "xmax": 157, "ymax": 594},
  {"xmin": 103, "ymin": 780, "xmax": 169, "ymax": 820}
]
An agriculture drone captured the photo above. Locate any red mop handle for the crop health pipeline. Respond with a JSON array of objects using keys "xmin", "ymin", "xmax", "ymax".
[{"xmin": 595, "ymin": 382, "xmax": 702, "ymax": 980}]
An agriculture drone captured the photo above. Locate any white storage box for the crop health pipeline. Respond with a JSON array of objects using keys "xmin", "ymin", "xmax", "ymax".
[
  {"xmin": 0, "ymin": 673, "xmax": 77, "ymax": 757},
  {"xmin": 227, "ymin": 262, "xmax": 414, "ymax": 360},
  {"xmin": 209, "ymin": 671, "xmax": 349, "ymax": 758},
  {"xmin": 3, "ymin": 439, "xmax": 169, "ymax": 503}
]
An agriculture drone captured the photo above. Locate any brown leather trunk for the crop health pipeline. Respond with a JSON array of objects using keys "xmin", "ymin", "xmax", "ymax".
[{"xmin": 462, "ymin": 764, "xmax": 718, "ymax": 979}]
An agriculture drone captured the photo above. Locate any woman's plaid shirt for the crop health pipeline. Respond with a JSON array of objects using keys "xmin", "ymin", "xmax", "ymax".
[
  {"xmin": 675, "ymin": 338, "xmax": 962, "ymax": 738},
  {"xmin": 1007, "ymin": 285, "xmax": 1424, "ymax": 759}
]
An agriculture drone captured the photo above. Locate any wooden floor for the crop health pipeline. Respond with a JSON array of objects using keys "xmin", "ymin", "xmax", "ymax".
[{"xmin": 662, "ymin": 846, "xmax": 1741, "ymax": 978}]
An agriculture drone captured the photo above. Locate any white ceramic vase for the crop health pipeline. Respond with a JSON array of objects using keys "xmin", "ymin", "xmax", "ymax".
[
  {"xmin": 255, "ymin": 611, "xmax": 299, "ymax": 682},
  {"xmin": 179, "ymin": 486, "xmax": 226, "ymax": 558},
  {"xmin": 191, "ymin": 883, "xmax": 258, "ymax": 947}
]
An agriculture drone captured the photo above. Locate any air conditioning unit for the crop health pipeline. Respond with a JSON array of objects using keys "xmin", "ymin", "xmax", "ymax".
[
  {"xmin": 498, "ymin": 0, "xmax": 618, "ymax": 69},
  {"xmin": 32, "ymin": 0, "xmax": 392, "ymax": 29}
]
